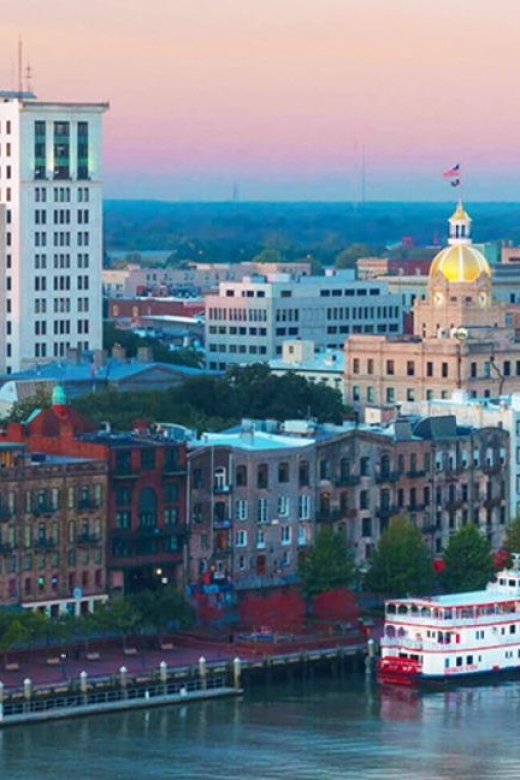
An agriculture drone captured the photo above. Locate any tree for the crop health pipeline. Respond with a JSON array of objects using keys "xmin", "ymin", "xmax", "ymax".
[
  {"xmin": 335, "ymin": 244, "xmax": 376, "ymax": 270},
  {"xmin": 3, "ymin": 385, "xmax": 52, "ymax": 424},
  {"xmin": 132, "ymin": 588, "xmax": 195, "ymax": 639},
  {"xmin": 503, "ymin": 517, "xmax": 520, "ymax": 562},
  {"xmin": 96, "ymin": 598, "xmax": 142, "ymax": 650},
  {"xmin": 364, "ymin": 516, "xmax": 434, "ymax": 596},
  {"xmin": 251, "ymin": 248, "xmax": 286, "ymax": 264},
  {"xmin": 442, "ymin": 525, "xmax": 494, "ymax": 593},
  {"xmin": 298, "ymin": 527, "xmax": 354, "ymax": 601}
]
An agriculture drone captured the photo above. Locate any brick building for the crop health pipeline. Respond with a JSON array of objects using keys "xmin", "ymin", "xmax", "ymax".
[
  {"xmin": 314, "ymin": 414, "xmax": 509, "ymax": 562},
  {"xmin": 187, "ymin": 425, "xmax": 317, "ymax": 591},
  {"xmin": 4, "ymin": 388, "xmax": 188, "ymax": 596},
  {"xmin": 0, "ymin": 440, "xmax": 108, "ymax": 614}
]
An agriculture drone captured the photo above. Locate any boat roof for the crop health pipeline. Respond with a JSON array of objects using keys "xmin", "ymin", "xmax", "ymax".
[{"xmin": 389, "ymin": 587, "xmax": 520, "ymax": 609}]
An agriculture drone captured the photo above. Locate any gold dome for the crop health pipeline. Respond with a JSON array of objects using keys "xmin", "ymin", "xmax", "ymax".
[{"xmin": 429, "ymin": 244, "xmax": 490, "ymax": 283}]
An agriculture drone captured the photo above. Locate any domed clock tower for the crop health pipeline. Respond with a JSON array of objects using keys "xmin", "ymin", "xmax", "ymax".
[{"xmin": 414, "ymin": 202, "xmax": 506, "ymax": 340}]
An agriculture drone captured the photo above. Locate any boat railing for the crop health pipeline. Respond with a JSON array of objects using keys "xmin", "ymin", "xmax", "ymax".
[
  {"xmin": 382, "ymin": 630, "xmax": 520, "ymax": 651},
  {"xmin": 384, "ymin": 612, "xmax": 520, "ymax": 627}
]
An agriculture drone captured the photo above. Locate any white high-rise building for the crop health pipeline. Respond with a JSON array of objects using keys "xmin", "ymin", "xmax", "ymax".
[{"xmin": 0, "ymin": 91, "xmax": 109, "ymax": 372}]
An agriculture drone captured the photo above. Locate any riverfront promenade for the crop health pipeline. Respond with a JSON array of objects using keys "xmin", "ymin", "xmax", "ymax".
[{"xmin": 0, "ymin": 628, "xmax": 369, "ymax": 692}]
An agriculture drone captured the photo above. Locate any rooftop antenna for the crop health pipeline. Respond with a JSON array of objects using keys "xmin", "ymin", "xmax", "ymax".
[{"xmin": 25, "ymin": 61, "xmax": 33, "ymax": 94}]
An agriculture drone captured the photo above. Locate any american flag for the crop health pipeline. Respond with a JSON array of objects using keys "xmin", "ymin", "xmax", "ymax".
[{"xmin": 443, "ymin": 164, "xmax": 460, "ymax": 179}]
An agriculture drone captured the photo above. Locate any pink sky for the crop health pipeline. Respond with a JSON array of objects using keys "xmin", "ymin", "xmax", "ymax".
[{"xmin": 1, "ymin": 0, "xmax": 519, "ymax": 201}]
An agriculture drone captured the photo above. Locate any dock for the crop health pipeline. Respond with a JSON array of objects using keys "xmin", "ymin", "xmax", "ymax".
[{"xmin": 0, "ymin": 637, "xmax": 370, "ymax": 727}]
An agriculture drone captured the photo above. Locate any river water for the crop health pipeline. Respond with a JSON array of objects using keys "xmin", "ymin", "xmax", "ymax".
[{"xmin": 2, "ymin": 674, "xmax": 520, "ymax": 779}]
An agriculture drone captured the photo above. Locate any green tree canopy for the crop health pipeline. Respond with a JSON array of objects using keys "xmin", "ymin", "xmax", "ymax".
[
  {"xmin": 335, "ymin": 244, "xmax": 377, "ymax": 270},
  {"xmin": 251, "ymin": 248, "xmax": 286, "ymax": 264},
  {"xmin": 442, "ymin": 524, "xmax": 494, "ymax": 593},
  {"xmin": 72, "ymin": 363, "xmax": 347, "ymax": 432},
  {"xmin": 503, "ymin": 517, "xmax": 520, "ymax": 563},
  {"xmin": 3, "ymin": 385, "xmax": 52, "ymax": 424},
  {"xmin": 132, "ymin": 588, "xmax": 195, "ymax": 637},
  {"xmin": 364, "ymin": 516, "xmax": 434, "ymax": 597},
  {"xmin": 298, "ymin": 527, "xmax": 354, "ymax": 601}
]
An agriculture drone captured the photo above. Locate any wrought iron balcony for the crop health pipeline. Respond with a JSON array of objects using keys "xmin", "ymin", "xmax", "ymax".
[
  {"xmin": 213, "ymin": 484, "xmax": 232, "ymax": 495},
  {"xmin": 375, "ymin": 470, "xmax": 401, "ymax": 484},
  {"xmin": 34, "ymin": 538, "xmax": 57, "ymax": 549},
  {"xmin": 335, "ymin": 475, "xmax": 361, "ymax": 487},
  {"xmin": 77, "ymin": 533, "xmax": 102, "ymax": 546}
]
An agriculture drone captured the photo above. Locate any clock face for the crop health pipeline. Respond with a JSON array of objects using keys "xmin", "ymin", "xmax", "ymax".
[
  {"xmin": 478, "ymin": 291, "xmax": 488, "ymax": 307},
  {"xmin": 433, "ymin": 291, "xmax": 444, "ymax": 306}
]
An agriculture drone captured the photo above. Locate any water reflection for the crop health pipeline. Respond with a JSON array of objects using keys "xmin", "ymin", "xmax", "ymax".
[{"xmin": 2, "ymin": 677, "xmax": 520, "ymax": 779}]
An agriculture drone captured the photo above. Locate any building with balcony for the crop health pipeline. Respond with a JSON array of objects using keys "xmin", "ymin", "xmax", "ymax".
[
  {"xmin": 404, "ymin": 390, "xmax": 520, "ymax": 521},
  {"xmin": 0, "ymin": 441, "xmax": 108, "ymax": 614},
  {"xmin": 4, "ymin": 387, "xmax": 188, "ymax": 595},
  {"xmin": 187, "ymin": 424, "xmax": 317, "ymax": 591},
  {"xmin": 314, "ymin": 413, "xmax": 509, "ymax": 562}
]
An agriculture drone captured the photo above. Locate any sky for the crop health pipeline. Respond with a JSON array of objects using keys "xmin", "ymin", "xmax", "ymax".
[{"xmin": 1, "ymin": 0, "xmax": 520, "ymax": 201}]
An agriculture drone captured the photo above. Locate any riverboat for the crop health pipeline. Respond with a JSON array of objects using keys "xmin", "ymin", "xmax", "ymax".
[{"xmin": 378, "ymin": 554, "xmax": 520, "ymax": 686}]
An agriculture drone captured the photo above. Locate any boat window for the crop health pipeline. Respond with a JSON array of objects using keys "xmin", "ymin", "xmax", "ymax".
[
  {"xmin": 420, "ymin": 607, "xmax": 431, "ymax": 618},
  {"xmin": 410, "ymin": 604, "xmax": 419, "ymax": 616},
  {"xmin": 510, "ymin": 625, "xmax": 516, "ymax": 634},
  {"xmin": 466, "ymin": 655, "xmax": 473, "ymax": 665},
  {"xmin": 397, "ymin": 604, "xmax": 408, "ymax": 615},
  {"xmin": 444, "ymin": 658, "xmax": 450, "ymax": 668},
  {"xmin": 386, "ymin": 603, "xmax": 397, "ymax": 615},
  {"xmin": 456, "ymin": 656, "xmax": 463, "ymax": 667},
  {"xmin": 385, "ymin": 626, "xmax": 396, "ymax": 638}
]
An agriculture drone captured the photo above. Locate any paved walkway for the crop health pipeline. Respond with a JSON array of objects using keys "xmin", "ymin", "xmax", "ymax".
[{"xmin": 0, "ymin": 644, "xmax": 238, "ymax": 692}]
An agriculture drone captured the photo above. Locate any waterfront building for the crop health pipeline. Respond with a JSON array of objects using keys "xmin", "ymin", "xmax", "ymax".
[
  {"xmin": 187, "ymin": 424, "xmax": 317, "ymax": 590},
  {"xmin": 4, "ymin": 390, "xmax": 188, "ymax": 595},
  {"xmin": 0, "ymin": 436, "xmax": 108, "ymax": 615},
  {"xmin": 345, "ymin": 203, "xmax": 520, "ymax": 409},
  {"xmin": 314, "ymin": 413, "xmax": 509, "ymax": 563},
  {"xmin": 0, "ymin": 91, "xmax": 108, "ymax": 372},
  {"xmin": 404, "ymin": 390, "xmax": 520, "ymax": 521},
  {"xmin": 205, "ymin": 269, "xmax": 405, "ymax": 371}
]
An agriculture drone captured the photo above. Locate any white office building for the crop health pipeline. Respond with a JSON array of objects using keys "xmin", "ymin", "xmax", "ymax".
[
  {"xmin": 0, "ymin": 91, "xmax": 108, "ymax": 372},
  {"xmin": 205, "ymin": 269, "xmax": 406, "ymax": 371}
]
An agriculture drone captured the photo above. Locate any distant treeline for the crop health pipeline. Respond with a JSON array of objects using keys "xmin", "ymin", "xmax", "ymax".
[{"xmin": 103, "ymin": 200, "xmax": 520, "ymax": 266}]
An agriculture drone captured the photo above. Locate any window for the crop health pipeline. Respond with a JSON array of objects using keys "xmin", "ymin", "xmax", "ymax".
[
  {"xmin": 299, "ymin": 460, "xmax": 309, "ymax": 486},
  {"xmin": 277, "ymin": 496, "xmax": 290, "ymax": 517},
  {"xmin": 235, "ymin": 465, "xmax": 247, "ymax": 487},
  {"xmin": 278, "ymin": 462, "xmax": 289, "ymax": 483},
  {"xmin": 386, "ymin": 360, "xmax": 395, "ymax": 375},
  {"xmin": 257, "ymin": 498, "xmax": 267, "ymax": 524},
  {"xmin": 235, "ymin": 529, "xmax": 247, "ymax": 547},
  {"xmin": 235, "ymin": 499, "xmax": 248, "ymax": 521},
  {"xmin": 257, "ymin": 464, "xmax": 268, "ymax": 489},
  {"xmin": 281, "ymin": 525, "xmax": 291, "ymax": 545},
  {"xmin": 298, "ymin": 494, "xmax": 311, "ymax": 520}
]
